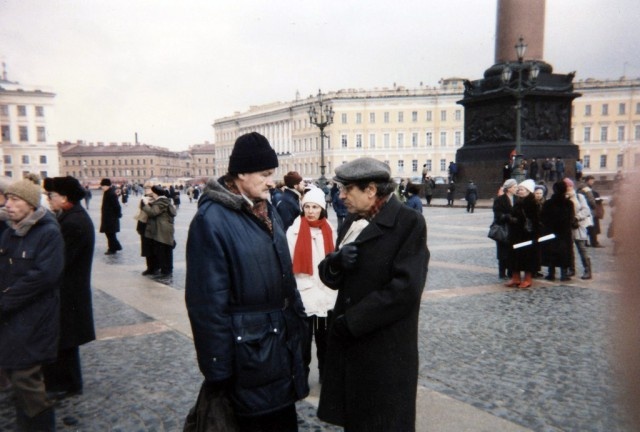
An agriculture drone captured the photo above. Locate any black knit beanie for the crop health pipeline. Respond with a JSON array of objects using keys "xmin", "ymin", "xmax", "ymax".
[{"xmin": 228, "ymin": 132, "xmax": 278, "ymax": 174}]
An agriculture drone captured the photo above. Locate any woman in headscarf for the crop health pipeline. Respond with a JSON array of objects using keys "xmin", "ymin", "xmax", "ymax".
[
  {"xmin": 506, "ymin": 179, "xmax": 540, "ymax": 288},
  {"xmin": 286, "ymin": 187, "xmax": 336, "ymax": 382},
  {"xmin": 141, "ymin": 185, "xmax": 177, "ymax": 276},
  {"xmin": 492, "ymin": 179, "xmax": 517, "ymax": 280},
  {"xmin": 136, "ymin": 181, "xmax": 156, "ymax": 275},
  {"xmin": 539, "ymin": 181, "xmax": 574, "ymax": 281}
]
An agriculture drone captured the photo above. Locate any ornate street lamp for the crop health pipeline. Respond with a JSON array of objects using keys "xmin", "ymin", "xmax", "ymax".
[
  {"xmin": 501, "ymin": 36, "xmax": 540, "ymax": 182},
  {"xmin": 308, "ymin": 89, "xmax": 334, "ymax": 187}
]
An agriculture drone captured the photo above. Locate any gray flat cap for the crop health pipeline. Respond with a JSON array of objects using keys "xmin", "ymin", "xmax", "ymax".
[{"xmin": 333, "ymin": 157, "xmax": 391, "ymax": 184}]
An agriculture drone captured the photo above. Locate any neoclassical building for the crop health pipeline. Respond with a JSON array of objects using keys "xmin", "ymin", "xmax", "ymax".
[
  {"xmin": 213, "ymin": 77, "xmax": 640, "ymax": 183},
  {"xmin": 0, "ymin": 68, "xmax": 58, "ymax": 179}
]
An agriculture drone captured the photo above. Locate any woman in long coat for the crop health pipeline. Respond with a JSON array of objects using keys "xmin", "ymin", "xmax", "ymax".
[
  {"xmin": 42, "ymin": 176, "xmax": 96, "ymax": 397},
  {"xmin": 540, "ymin": 181, "xmax": 574, "ymax": 281},
  {"xmin": 506, "ymin": 179, "xmax": 540, "ymax": 288},
  {"xmin": 492, "ymin": 179, "xmax": 517, "ymax": 280},
  {"xmin": 141, "ymin": 185, "xmax": 176, "ymax": 275}
]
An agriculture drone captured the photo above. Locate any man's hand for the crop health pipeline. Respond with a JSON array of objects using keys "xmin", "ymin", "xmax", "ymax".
[{"xmin": 328, "ymin": 244, "xmax": 358, "ymax": 270}]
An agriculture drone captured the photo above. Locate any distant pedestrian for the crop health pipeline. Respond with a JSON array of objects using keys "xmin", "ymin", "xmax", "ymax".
[
  {"xmin": 503, "ymin": 161, "xmax": 512, "ymax": 181},
  {"xmin": 277, "ymin": 171, "xmax": 306, "ymax": 231},
  {"xmin": 317, "ymin": 157, "xmax": 428, "ymax": 431},
  {"xmin": 576, "ymin": 159, "xmax": 584, "ymax": 181},
  {"xmin": 465, "ymin": 180, "xmax": 478, "ymax": 213},
  {"xmin": 556, "ymin": 156, "xmax": 565, "ymax": 180},
  {"xmin": 331, "ymin": 183, "xmax": 347, "ymax": 233},
  {"xmin": 421, "ymin": 163, "xmax": 429, "ymax": 182},
  {"xmin": 42, "ymin": 177, "xmax": 96, "ymax": 401},
  {"xmin": 136, "ymin": 181, "xmax": 156, "ymax": 275},
  {"xmin": 529, "ymin": 158, "xmax": 539, "ymax": 180},
  {"xmin": 84, "ymin": 185, "xmax": 92, "ymax": 209},
  {"xmin": 405, "ymin": 183, "xmax": 423, "ymax": 213},
  {"xmin": 492, "ymin": 179, "xmax": 517, "ymax": 280},
  {"xmin": 542, "ymin": 158, "xmax": 552, "ymax": 181},
  {"xmin": 549, "ymin": 157, "xmax": 557, "ymax": 182},
  {"xmin": 1, "ymin": 179, "xmax": 64, "ymax": 430},
  {"xmin": 565, "ymin": 178, "xmax": 594, "ymax": 280},
  {"xmin": 448, "ymin": 161, "xmax": 458, "ymax": 182},
  {"xmin": 99, "ymin": 178, "xmax": 123, "ymax": 254},
  {"xmin": 423, "ymin": 176, "xmax": 435, "ymax": 206},
  {"xmin": 141, "ymin": 185, "xmax": 177, "ymax": 276},
  {"xmin": 446, "ymin": 180, "xmax": 456, "ymax": 206}
]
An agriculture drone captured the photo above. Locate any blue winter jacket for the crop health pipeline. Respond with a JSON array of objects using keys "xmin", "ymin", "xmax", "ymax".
[
  {"xmin": 276, "ymin": 188, "xmax": 301, "ymax": 231},
  {"xmin": 185, "ymin": 177, "xmax": 308, "ymax": 417},
  {"xmin": 0, "ymin": 208, "xmax": 64, "ymax": 369}
]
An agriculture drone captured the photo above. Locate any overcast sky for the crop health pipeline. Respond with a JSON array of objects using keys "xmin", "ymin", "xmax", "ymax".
[{"xmin": 1, "ymin": 0, "xmax": 639, "ymax": 151}]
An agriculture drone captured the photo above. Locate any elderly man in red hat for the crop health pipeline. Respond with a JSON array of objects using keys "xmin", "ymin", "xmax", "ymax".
[{"xmin": 0, "ymin": 178, "xmax": 64, "ymax": 431}]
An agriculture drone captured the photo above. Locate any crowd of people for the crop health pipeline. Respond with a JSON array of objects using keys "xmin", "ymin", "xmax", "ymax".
[{"xmin": 491, "ymin": 173, "xmax": 605, "ymax": 289}]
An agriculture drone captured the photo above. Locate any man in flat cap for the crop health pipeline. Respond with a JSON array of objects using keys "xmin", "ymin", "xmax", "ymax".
[
  {"xmin": 0, "ymin": 178, "xmax": 64, "ymax": 430},
  {"xmin": 42, "ymin": 177, "xmax": 96, "ymax": 401},
  {"xmin": 316, "ymin": 157, "xmax": 429, "ymax": 431},
  {"xmin": 277, "ymin": 171, "xmax": 306, "ymax": 230},
  {"xmin": 99, "ymin": 178, "xmax": 122, "ymax": 254},
  {"xmin": 185, "ymin": 132, "xmax": 308, "ymax": 430}
]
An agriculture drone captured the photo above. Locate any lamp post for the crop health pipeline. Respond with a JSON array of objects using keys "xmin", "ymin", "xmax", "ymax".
[
  {"xmin": 501, "ymin": 37, "xmax": 540, "ymax": 182},
  {"xmin": 308, "ymin": 89, "xmax": 334, "ymax": 187}
]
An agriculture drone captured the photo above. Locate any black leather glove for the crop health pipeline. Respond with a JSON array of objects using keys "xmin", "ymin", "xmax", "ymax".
[
  {"xmin": 332, "ymin": 314, "xmax": 355, "ymax": 343},
  {"xmin": 204, "ymin": 379, "xmax": 231, "ymax": 393},
  {"xmin": 328, "ymin": 244, "xmax": 358, "ymax": 271}
]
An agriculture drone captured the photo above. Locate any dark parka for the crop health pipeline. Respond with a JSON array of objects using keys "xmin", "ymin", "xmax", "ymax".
[
  {"xmin": 185, "ymin": 177, "xmax": 308, "ymax": 417},
  {"xmin": 141, "ymin": 196, "xmax": 176, "ymax": 246},
  {"xmin": 492, "ymin": 193, "xmax": 513, "ymax": 261},
  {"xmin": 509, "ymin": 193, "xmax": 541, "ymax": 272},
  {"xmin": 56, "ymin": 203, "xmax": 96, "ymax": 349},
  {"xmin": 540, "ymin": 193, "xmax": 574, "ymax": 269},
  {"xmin": 0, "ymin": 208, "xmax": 64, "ymax": 369},
  {"xmin": 100, "ymin": 186, "xmax": 121, "ymax": 233},
  {"xmin": 317, "ymin": 195, "xmax": 429, "ymax": 431},
  {"xmin": 276, "ymin": 187, "xmax": 301, "ymax": 231}
]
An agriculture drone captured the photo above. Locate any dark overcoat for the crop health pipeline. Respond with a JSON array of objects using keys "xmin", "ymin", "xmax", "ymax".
[
  {"xmin": 540, "ymin": 194, "xmax": 574, "ymax": 268},
  {"xmin": 492, "ymin": 193, "xmax": 513, "ymax": 260},
  {"xmin": 57, "ymin": 203, "xmax": 96, "ymax": 349},
  {"xmin": 509, "ymin": 193, "xmax": 540, "ymax": 272},
  {"xmin": 0, "ymin": 209, "xmax": 64, "ymax": 368},
  {"xmin": 317, "ymin": 195, "xmax": 429, "ymax": 431},
  {"xmin": 100, "ymin": 186, "xmax": 122, "ymax": 233},
  {"xmin": 185, "ymin": 177, "xmax": 308, "ymax": 417},
  {"xmin": 276, "ymin": 188, "xmax": 301, "ymax": 231}
]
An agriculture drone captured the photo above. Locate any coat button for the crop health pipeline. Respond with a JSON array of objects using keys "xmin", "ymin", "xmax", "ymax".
[
  {"xmin": 345, "ymin": 297, "xmax": 352, "ymax": 305},
  {"xmin": 237, "ymin": 336, "xmax": 242, "ymax": 341}
]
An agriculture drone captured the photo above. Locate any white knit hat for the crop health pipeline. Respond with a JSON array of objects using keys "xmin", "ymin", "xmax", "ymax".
[
  {"xmin": 302, "ymin": 187, "xmax": 326, "ymax": 210},
  {"xmin": 519, "ymin": 179, "xmax": 536, "ymax": 194}
]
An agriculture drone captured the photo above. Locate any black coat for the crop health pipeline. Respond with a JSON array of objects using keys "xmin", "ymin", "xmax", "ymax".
[
  {"xmin": 57, "ymin": 203, "xmax": 96, "ymax": 349},
  {"xmin": 509, "ymin": 193, "xmax": 540, "ymax": 272},
  {"xmin": 100, "ymin": 186, "xmax": 122, "ymax": 233},
  {"xmin": 540, "ymin": 194, "xmax": 574, "ymax": 268},
  {"xmin": 492, "ymin": 193, "xmax": 513, "ymax": 261},
  {"xmin": 276, "ymin": 188, "xmax": 301, "ymax": 231},
  {"xmin": 0, "ymin": 209, "xmax": 64, "ymax": 369},
  {"xmin": 317, "ymin": 196, "xmax": 429, "ymax": 431}
]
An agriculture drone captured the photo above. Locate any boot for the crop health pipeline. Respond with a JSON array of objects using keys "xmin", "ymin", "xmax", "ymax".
[
  {"xmin": 545, "ymin": 267, "xmax": 556, "ymax": 281},
  {"xmin": 560, "ymin": 267, "xmax": 572, "ymax": 281},
  {"xmin": 505, "ymin": 272, "xmax": 521, "ymax": 287},
  {"xmin": 518, "ymin": 272, "xmax": 533, "ymax": 288},
  {"xmin": 581, "ymin": 258, "xmax": 592, "ymax": 280},
  {"xmin": 498, "ymin": 261, "xmax": 507, "ymax": 279}
]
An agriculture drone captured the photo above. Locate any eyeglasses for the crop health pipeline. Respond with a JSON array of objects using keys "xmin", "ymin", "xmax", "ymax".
[
  {"xmin": 337, "ymin": 183, "xmax": 354, "ymax": 193},
  {"xmin": 46, "ymin": 192, "xmax": 60, "ymax": 199}
]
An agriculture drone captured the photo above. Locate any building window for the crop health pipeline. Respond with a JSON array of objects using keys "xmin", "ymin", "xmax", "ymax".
[
  {"xmin": 17, "ymin": 105, "xmax": 27, "ymax": 116},
  {"xmin": 412, "ymin": 132, "xmax": 418, "ymax": 148},
  {"xmin": 619, "ymin": 103, "xmax": 626, "ymax": 115},
  {"xmin": 0, "ymin": 105, "xmax": 8, "ymax": 116},
  {"xmin": 426, "ymin": 132, "xmax": 433, "ymax": 147},
  {"xmin": 617, "ymin": 154, "xmax": 624, "ymax": 168},
  {"xmin": 356, "ymin": 113, "xmax": 362, "ymax": 124},
  {"xmin": 39, "ymin": 155, "xmax": 47, "ymax": 164},
  {"xmin": 583, "ymin": 155, "xmax": 590, "ymax": 168},
  {"xmin": 412, "ymin": 160, "xmax": 418, "ymax": 172},
  {"xmin": 4, "ymin": 171, "xmax": 12, "ymax": 177},
  {"xmin": 1, "ymin": 125, "xmax": 9, "ymax": 141},
  {"xmin": 635, "ymin": 125, "xmax": 640, "ymax": 140},
  {"xmin": 384, "ymin": 133, "xmax": 390, "ymax": 148},
  {"xmin": 440, "ymin": 159, "xmax": 446, "ymax": 171},
  {"xmin": 584, "ymin": 127, "xmax": 591, "ymax": 142},
  {"xmin": 600, "ymin": 155, "xmax": 607, "ymax": 168},
  {"xmin": 341, "ymin": 134, "xmax": 347, "ymax": 148},
  {"xmin": 426, "ymin": 160, "xmax": 432, "ymax": 171},
  {"xmin": 585, "ymin": 105, "xmax": 591, "ymax": 116},
  {"xmin": 426, "ymin": 111, "xmax": 432, "ymax": 121},
  {"xmin": 35, "ymin": 106, "xmax": 44, "ymax": 117},
  {"xmin": 600, "ymin": 126, "xmax": 608, "ymax": 142},
  {"xmin": 440, "ymin": 132, "xmax": 447, "ymax": 146},
  {"xmin": 369, "ymin": 112, "xmax": 375, "ymax": 123},
  {"xmin": 19, "ymin": 126, "xmax": 28, "ymax": 142},
  {"xmin": 22, "ymin": 155, "xmax": 30, "ymax": 164},
  {"xmin": 369, "ymin": 133, "xmax": 376, "ymax": 148},
  {"xmin": 356, "ymin": 134, "xmax": 362, "ymax": 148},
  {"xmin": 636, "ymin": 103, "xmax": 640, "ymax": 115},
  {"xmin": 412, "ymin": 111, "xmax": 418, "ymax": 122},
  {"xmin": 455, "ymin": 110, "xmax": 462, "ymax": 121},
  {"xmin": 618, "ymin": 125, "xmax": 625, "ymax": 141},
  {"xmin": 398, "ymin": 112, "xmax": 404, "ymax": 123},
  {"xmin": 455, "ymin": 131, "xmax": 462, "ymax": 146},
  {"xmin": 3, "ymin": 155, "xmax": 12, "ymax": 164},
  {"xmin": 37, "ymin": 127, "xmax": 46, "ymax": 142},
  {"xmin": 341, "ymin": 113, "xmax": 347, "ymax": 124},
  {"xmin": 602, "ymin": 104, "xmax": 608, "ymax": 116},
  {"xmin": 384, "ymin": 112, "xmax": 389, "ymax": 123},
  {"xmin": 440, "ymin": 110, "xmax": 447, "ymax": 121},
  {"xmin": 397, "ymin": 160, "xmax": 404, "ymax": 173},
  {"xmin": 397, "ymin": 133, "xmax": 404, "ymax": 148}
]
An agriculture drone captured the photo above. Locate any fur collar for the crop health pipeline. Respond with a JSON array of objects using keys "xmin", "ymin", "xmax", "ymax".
[{"xmin": 9, "ymin": 207, "xmax": 49, "ymax": 237}]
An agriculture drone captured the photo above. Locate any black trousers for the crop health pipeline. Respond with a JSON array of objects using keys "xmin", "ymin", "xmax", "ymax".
[
  {"xmin": 302, "ymin": 315, "xmax": 329, "ymax": 380},
  {"xmin": 235, "ymin": 404, "xmax": 298, "ymax": 432},
  {"xmin": 105, "ymin": 232, "xmax": 122, "ymax": 252},
  {"xmin": 43, "ymin": 346, "xmax": 83, "ymax": 393},
  {"xmin": 152, "ymin": 240, "xmax": 173, "ymax": 274}
]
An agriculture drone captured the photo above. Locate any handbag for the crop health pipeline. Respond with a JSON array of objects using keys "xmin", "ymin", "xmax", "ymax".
[
  {"xmin": 488, "ymin": 223, "xmax": 509, "ymax": 243},
  {"xmin": 183, "ymin": 381, "xmax": 239, "ymax": 432}
]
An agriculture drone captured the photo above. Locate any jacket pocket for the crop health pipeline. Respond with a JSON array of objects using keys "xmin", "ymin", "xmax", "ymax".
[{"xmin": 231, "ymin": 312, "xmax": 291, "ymax": 389}]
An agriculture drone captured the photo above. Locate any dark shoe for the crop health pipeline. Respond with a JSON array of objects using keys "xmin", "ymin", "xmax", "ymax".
[
  {"xmin": 160, "ymin": 270, "xmax": 173, "ymax": 276},
  {"xmin": 560, "ymin": 276, "xmax": 572, "ymax": 282},
  {"xmin": 142, "ymin": 269, "xmax": 157, "ymax": 276},
  {"xmin": 581, "ymin": 273, "xmax": 592, "ymax": 280},
  {"xmin": 544, "ymin": 275, "xmax": 556, "ymax": 281},
  {"xmin": 593, "ymin": 244, "xmax": 605, "ymax": 248},
  {"xmin": 566, "ymin": 268, "xmax": 575, "ymax": 277},
  {"xmin": 63, "ymin": 416, "xmax": 79, "ymax": 426},
  {"xmin": 534, "ymin": 272, "xmax": 544, "ymax": 279},
  {"xmin": 105, "ymin": 250, "xmax": 117, "ymax": 255},
  {"xmin": 47, "ymin": 389, "xmax": 82, "ymax": 400}
]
